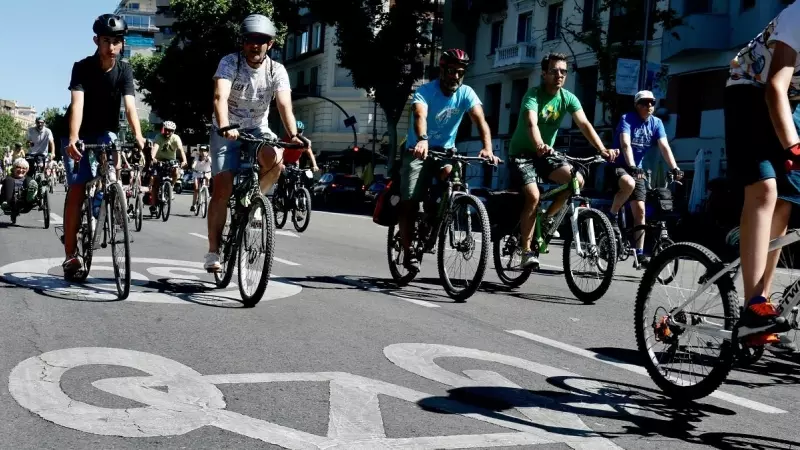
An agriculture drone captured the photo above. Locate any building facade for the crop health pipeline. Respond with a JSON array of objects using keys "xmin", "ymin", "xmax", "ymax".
[
  {"xmin": 115, "ymin": 0, "xmax": 159, "ymax": 127},
  {"xmin": 1, "ymin": 99, "xmax": 36, "ymax": 129}
]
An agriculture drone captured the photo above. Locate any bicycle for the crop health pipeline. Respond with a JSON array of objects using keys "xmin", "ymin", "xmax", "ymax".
[
  {"xmin": 193, "ymin": 170, "xmax": 211, "ymax": 219},
  {"xmin": 633, "ymin": 219, "xmax": 800, "ymax": 400},
  {"xmin": 387, "ymin": 148, "xmax": 498, "ymax": 302},
  {"xmin": 122, "ymin": 163, "xmax": 144, "ymax": 232},
  {"xmin": 211, "ymin": 125, "xmax": 309, "ymax": 306},
  {"xmin": 610, "ymin": 170, "xmax": 682, "ymax": 282},
  {"xmin": 492, "ymin": 152, "xmax": 617, "ymax": 303},
  {"xmin": 58, "ymin": 141, "xmax": 136, "ymax": 300},
  {"xmin": 150, "ymin": 160, "xmax": 178, "ymax": 222},
  {"xmin": 273, "ymin": 163, "xmax": 312, "ymax": 232}
]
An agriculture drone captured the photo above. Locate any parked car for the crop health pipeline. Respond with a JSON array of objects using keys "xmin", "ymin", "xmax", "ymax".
[
  {"xmin": 313, "ymin": 173, "xmax": 365, "ymax": 205},
  {"xmin": 364, "ymin": 180, "xmax": 387, "ymax": 205}
]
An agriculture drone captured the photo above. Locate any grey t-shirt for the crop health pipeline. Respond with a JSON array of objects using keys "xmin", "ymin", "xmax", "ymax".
[{"xmin": 27, "ymin": 127, "xmax": 53, "ymax": 156}]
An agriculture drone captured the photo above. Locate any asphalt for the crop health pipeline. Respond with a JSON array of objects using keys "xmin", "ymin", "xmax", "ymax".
[{"xmin": 0, "ymin": 188, "xmax": 799, "ymax": 449}]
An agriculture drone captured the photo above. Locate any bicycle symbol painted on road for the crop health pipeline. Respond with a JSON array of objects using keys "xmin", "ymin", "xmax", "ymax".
[
  {"xmin": 0, "ymin": 257, "xmax": 301, "ymax": 305},
  {"xmin": 8, "ymin": 344, "xmax": 624, "ymax": 449}
]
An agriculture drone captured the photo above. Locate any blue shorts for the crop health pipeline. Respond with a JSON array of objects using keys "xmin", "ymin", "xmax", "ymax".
[
  {"xmin": 209, "ymin": 127, "xmax": 283, "ymax": 176},
  {"xmin": 62, "ymin": 132, "xmax": 117, "ymax": 186}
]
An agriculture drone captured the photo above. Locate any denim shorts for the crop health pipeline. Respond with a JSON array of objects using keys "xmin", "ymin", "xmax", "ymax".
[
  {"xmin": 209, "ymin": 127, "xmax": 282, "ymax": 176},
  {"xmin": 61, "ymin": 132, "xmax": 117, "ymax": 186}
]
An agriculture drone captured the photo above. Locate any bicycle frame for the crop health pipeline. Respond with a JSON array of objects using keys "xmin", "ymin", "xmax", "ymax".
[
  {"xmin": 535, "ymin": 172, "xmax": 595, "ymax": 258},
  {"xmin": 665, "ymin": 228, "xmax": 800, "ymax": 340},
  {"xmin": 419, "ymin": 154, "xmax": 476, "ymax": 254}
]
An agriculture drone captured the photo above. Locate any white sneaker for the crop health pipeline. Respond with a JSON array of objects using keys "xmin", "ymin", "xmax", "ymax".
[{"xmin": 204, "ymin": 252, "xmax": 221, "ymax": 272}]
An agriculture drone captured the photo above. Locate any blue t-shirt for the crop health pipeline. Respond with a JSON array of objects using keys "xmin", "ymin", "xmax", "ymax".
[
  {"xmin": 613, "ymin": 113, "xmax": 666, "ymax": 168},
  {"xmin": 406, "ymin": 80, "xmax": 481, "ymax": 149}
]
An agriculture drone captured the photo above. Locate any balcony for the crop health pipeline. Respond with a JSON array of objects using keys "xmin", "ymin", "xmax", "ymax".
[
  {"xmin": 662, "ymin": 14, "xmax": 730, "ymax": 61},
  {"xmin": 493, "ymin": 42, "xmax": 537, "ymax": 73},
  {"xmin": 154, "ymin": 14, "xmax": 176, "ymax": 28},
  {"xmin": 294, "ymin": 84, "xmax": 322, "ymax": 97},
  {"xmin": 156, "ymin": 0, "xmax": 171, "ymax": 7}
]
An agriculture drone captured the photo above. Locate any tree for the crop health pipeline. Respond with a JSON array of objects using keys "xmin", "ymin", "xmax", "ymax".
[
  {"xmin": 130, "ymin": 0, "xmax": 299, "ymax": 143},
  {"xmin": 304, "ymin": 0, "xmax": 437, "ymax": 168},
  {"xmin": 0, "ymin": 113, "xmax": 24, "ymax": 153},
  {"xmin": 125, "ymin": 119, "xmax": 154, "ymax": 143},
  {"xmin": 561, "ymin": 0, "xmax": 681, "ymax": 125},
  {"xmin": 42, "ymin": 106, "xmax": 69, "ymax": 159}
]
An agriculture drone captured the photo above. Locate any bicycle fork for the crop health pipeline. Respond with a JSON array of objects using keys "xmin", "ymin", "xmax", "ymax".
[{"xmin": 570, "ymin": 204, "xmax": 597, "ymax": 257}]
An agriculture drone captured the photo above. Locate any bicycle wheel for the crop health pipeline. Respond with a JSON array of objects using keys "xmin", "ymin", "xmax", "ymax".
[
  {"xmin": 134, "ymin": 194, "xmax": 143, "ymax": 232},
  {"xmin": 72, "ymin": 195, "xmax": 94, "ymax": 282},
  {"xmin": 387, "ymin": 223, "xmax": 419, "ymax": 286},
  {"xmin": 493, "ymin": 227, "xmax": 532, "ymax": 288},
  {"xmin": 274, "ymin": 195, "xmax": 288, "ymax": 229},
  {"xmin": 436, "ymin": 194, "xmax": 490, "ymax": 302},
  {"xmin": 201, "ymin": 188, "xmax": 209, "ymax": 219},
  {"xmin": 161, "ymin": 182, "xmax": 172, "ymax": 222},
  {"xmin": 237, "ymin": 195, "xmax": 275, "ymax": 306},
  {"xmin": 108, "ymin": 184, "xmax": 131, "ymax": 299},
  {"xmin": 292, "ymin": 187, "xmax": 312, "ymax": 232},
  {"xmin": 214, "ymin": 205, "xmax": 237, "ymax": 289},
  {"xmin": 41, "ymin": 191, "xmax": 50, "ymax": 229},
  {"xmin": 194, "ymin": 192, "xmax": 201, "ymax": 216},
  {"xmin": 563, "ymin": 208, "xmax": 617, "ymax": 304},
  {"xmin": 653, "ymin": 236, "xmax": 679, "ymax": 284},
  {"xmin": 634, "ymin": 242, "xmax": 738, "ymax": 401}
]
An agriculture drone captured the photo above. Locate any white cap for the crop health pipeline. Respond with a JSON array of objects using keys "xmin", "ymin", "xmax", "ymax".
[{"xmin": 634, "ymin": 90, "xmax": 655, "ymax": 103}]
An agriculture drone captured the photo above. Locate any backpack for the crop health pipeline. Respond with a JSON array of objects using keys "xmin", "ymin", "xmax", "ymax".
[
  {"xmin": 484, "ymin": 190, "xmax": 523, "ymax": 241},
  {"xmin": 646, "ymin": 187, "xmax": 674, "ymax": 217},
  {"xmin": 373, "ymin": 180, "xmax": 401, "ymax": 227}
]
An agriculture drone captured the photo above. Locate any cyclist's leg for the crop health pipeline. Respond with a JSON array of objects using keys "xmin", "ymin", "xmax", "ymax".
[
  {"xmin": 628, "ymin": 175, "xmax": 647, "ymax": 252},
  {"xmin": 609, "ymin": 168, "xmax": 635, "ymax": 216},
  {"xmin": 399, "ymin": 151, "xmax": 427, "ymax": 269},
  {"xmin": 763, "ymin": 199, "xmax": 792, "ymax": 295},
  {"xmin": 510, "ymin": 158, "xmax": 540, "ymax": 253},
  {"xmin": 543, "ymin": 160, "xmax": 577, "ymax": 217},
  {"xmin": 192, "ymin": 176, "xmax": 199, "ymax": 205},
  {"xmin": 206, "ymin": 130, "xmax": 239, "ymax": 268}
]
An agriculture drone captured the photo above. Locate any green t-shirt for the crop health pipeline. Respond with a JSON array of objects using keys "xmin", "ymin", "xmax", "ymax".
[
  {"xmin": 154, "ymin": 133, "xmax": 183, "ymax": 161},
  {"xmin": 509, "ymin": 87, "xmax": 582, "ymax": 156}
]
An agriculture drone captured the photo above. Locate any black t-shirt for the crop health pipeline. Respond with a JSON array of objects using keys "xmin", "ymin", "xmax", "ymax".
[{"xmin": 68, "ymin": 55, "xmax": 135, "ymax": 136}]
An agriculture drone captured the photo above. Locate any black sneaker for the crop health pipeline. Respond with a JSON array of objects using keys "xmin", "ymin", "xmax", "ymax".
[{"xmin": 403, "ymin": 256, "xmax": 421, "ymax": 274}]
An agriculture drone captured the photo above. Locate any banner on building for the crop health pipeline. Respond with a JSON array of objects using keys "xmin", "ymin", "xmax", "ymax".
[{"xmin": 615, "ymin": 59, "xmax": 669, "ymax": 99}]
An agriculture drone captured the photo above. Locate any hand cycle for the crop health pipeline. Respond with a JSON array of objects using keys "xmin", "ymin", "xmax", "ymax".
[
  {"xmin": 492, "ymin": 151, "xmax": 617, "ymax": 303},
  {"xmin": 634, "ymin": 214, "xmax": 800, "ymax": 400},
  {"xmin": 193, "ymin": 170, "xmax": 211, "ymax": 219},
  {"xmin": 60, "ymin": 141, "xmax": 137, "ymax": 300},
  {"xmin": 387, "ymin": 147, "xmax": 498, "ymax": 302},
  {"xmin": 212, "ymin": 125, "xmax": 309, "ymax": 306},
  {"xmin": 612, "ymin": 170, "xmax": 682, "ymax": 281},
  {"xmin": 272, "ymin": 163, "xmax": 313, "ymax": 232},
  {"xmin": 151, "ymin": 159, "xmax": 179, "ymax": 222},
  {"xmin": 2, "ymin": 154, "xmax": 52, "ymax": 228}
]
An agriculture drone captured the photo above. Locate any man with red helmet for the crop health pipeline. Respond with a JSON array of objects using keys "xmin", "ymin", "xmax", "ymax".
[{"xmin": 399, "ymin": 48, "xmax": 498, "ymax": 273}]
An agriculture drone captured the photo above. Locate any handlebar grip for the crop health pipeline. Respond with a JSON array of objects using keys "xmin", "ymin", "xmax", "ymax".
[
  {"xmin": 217, "ymin": 124, "xmax": 240, "ymax": 136},
  {"xmin": 297, "ymin": 134, "xmax": 311, "ymax": 148}
]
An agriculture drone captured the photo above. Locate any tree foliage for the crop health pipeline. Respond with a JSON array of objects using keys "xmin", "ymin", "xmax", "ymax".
[
  {"xmin": 130, "ymin": 0, "xmax": 300, "ymax": 143},
  {"xmin": 561, "ymin": 0, "xmax": 681, "ymax": 125},
  {"xmin": 0, "ymin": 113, "xmax": 24, "ymax": 153},
  {"xmin": 125, "ymin": 119, "xmax": 154, "ymax": 143},
  {"xmin": 42, "ymin": 106, "xmax": 69, "ymax": 158},
  {"xmin": 304, "ymin": 0, "xmax": 437, "ymax": 166}
]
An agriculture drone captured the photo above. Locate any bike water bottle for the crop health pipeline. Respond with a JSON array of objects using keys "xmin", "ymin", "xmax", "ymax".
[{"xmin": 92, "ymin": 191, "xmax": 103, "ymax": 218}]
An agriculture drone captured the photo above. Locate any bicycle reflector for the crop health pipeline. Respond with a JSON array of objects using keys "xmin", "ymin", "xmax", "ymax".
[{"xmin": 353, "ymin": 146, "xmax": 359, "ymax": 152}]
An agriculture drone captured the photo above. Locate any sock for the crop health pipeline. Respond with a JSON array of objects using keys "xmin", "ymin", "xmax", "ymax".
[{"xmin": 636, "ymin": 248, "xmax": 644, "ymax": 256}]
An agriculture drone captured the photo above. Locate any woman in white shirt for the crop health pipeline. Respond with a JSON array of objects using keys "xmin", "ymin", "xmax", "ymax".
[{"xmin": 191, "ymin": 145, "xmax": 212, "ymax": 212}]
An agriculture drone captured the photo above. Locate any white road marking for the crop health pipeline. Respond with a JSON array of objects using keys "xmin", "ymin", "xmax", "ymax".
[
  {"xmin": 315, "ymin": 210, "xmax": 372, "ymax": 220},
  {"xmin": 506, "ymin": 329, "xmax": 787, "ymax": 414},
  {"xmin": 394, "ymin": 296, "xmax": 439, "ymax": 308},
  {"xmin": 9, "ymin": 344, "xmax": 626, "ymax": 448},
  {"xmin": 276, "ymin": 230, "xmax": 298, "ymax": 238},
  {"xmin": 188, "ymin": 233, "xmax": 301, "ymax": 266}
]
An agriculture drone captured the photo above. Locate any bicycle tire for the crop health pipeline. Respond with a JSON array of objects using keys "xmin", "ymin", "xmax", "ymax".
[
  {"xmin": 194, "ymin": 192, "xmax": 201, "ymax": 216},
  {"xmin": 42, "ymin": 191, "xmax": 50, "ymax": 229},
  {"xmin": 492, "ymin": 229, "xmax": 532, "ymax": 288},
  {"xmin": 387, "ymin": 224, "xmax": 419, "ymax": 286},
  {"xmin": 274, "ymin": 195, "xmax": 288, "ymax": 229},
  {"xmin": 161, "ymin": 182, "xmax": 172, "ymax": 222},
  {"xmin": 653, "ymin": 236, "xmax": 678, "ymax": 284},
  {"xmin": 238, "ymin": 195, "xmax": 275, "ymax": 306},
  {"xmin": 292, "ymin": 187, "xmax": 312, "ymax": 233},
  {"xmin": 71, "ymin": 195, "xmax": 94, "ymax": 282},
  {"xmin": 214, "ymin": 206, "xmax": 237, "ymax": 289},
  {"xmin": 563, "ymin": 208, "xmax": 617, "ymax": 304},
  {"xmin": 634, "ymin": 242, "xmax": 738, "ymax": 401},
  {"xmin": 134, "ymin": 194, "xmax": 143, "ymax": 232},
  {"xmin": 108, "ymin": 183, "xmax": 131, "ymax": 299},
  {"xmin": 436, "ymin": 194, "xmax": 490, "ymax": 302},
  {"xmin": 201, "ymin": 188, "xmax": 209, "ymax": 219}
]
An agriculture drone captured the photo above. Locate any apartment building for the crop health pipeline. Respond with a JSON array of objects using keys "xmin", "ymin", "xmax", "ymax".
[
  {"xmin": 114, "ymin": 0, "xmax": 159, "ymax": 125},
  {"xmin": 154, "ymin": 0, "xmax": 176, "ymax": 53},
  {"xmin": 0, "ymin": 99, "xmax": 36, "ymax": 129}
]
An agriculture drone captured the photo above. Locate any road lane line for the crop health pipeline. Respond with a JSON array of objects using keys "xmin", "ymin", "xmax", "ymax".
[
  {"xmin": 188, "ymin": 233, "xmax": 302, "ymax": 266},
  {"xmin": 394, "ymin": 296, "xmax": 440, "ymax": 308},
  {"xmin": 276, "ymin": 230, "xmax": 298, "ymax": 238},
  {"xmin": 506, "ymin": 329, "xmax": 787, "ymax": 414},
  {"xmin": 315, "ymin": 211, "xmax": 372, "ymax": 220}
]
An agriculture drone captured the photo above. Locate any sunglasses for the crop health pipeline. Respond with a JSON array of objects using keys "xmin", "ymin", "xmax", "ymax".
[
  {"xmin": 548, "ymin": 68, "xmax": 568, "ymax": 76},
  {"xmin": 442, "ymin": 66, "xmax": 466, "ymax": 78},
  {"xmin": 637, "ymin": 100, "xmax": 656, "ymax": 106},
  {"xmin": 244, "ymin": 34, "xmax": 271, "ymax": 45}
]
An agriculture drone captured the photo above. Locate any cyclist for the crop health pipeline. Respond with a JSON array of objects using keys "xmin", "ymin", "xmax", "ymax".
[
  {"xmin": 607, "ymin": 90, "xmax": 682, "ymax": 265},
  {"xmin": 725, "ymin": 2, "xmax": 800, "ymax": 349},
  {"xmin": 11, "ymin": 142, "xmax": 26, "ymax": 161},
  {"xmin": 190, "ymin": 145, "xmax": 212, "ymax": 212},
  {"xmin": 399, "ymin": 48, "xmax": 499, "ymax": 273},
  {"xmin": 276, "ymin": 120, "xmax": 319, "ymax": 195},
  {"xmin": 508, "ymin": 52, "xmax": 618, "ymax": 268},
  {"xmin": 204, "ymin": 13, "xmax": 306, "ymax": 272},
  {"xmin": 61, "ymin": 13, "xmax": 146, "ymax": 276},
  {"xmin": 0, "ymin": 158, "xmax": 38, "ymax": 212},
  {"xmin": 27, "ymin": 117, "xmax": 55, "ymax": 161},
  {"xmin": 2, "ymin": 150, "xmax": 12, "ymax": 175},
  {"xmin": 148, "ymin": 120, "xmax": 187, "ymax": 213}
]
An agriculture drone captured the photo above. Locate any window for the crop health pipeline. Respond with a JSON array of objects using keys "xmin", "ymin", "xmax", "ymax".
[
  {"xmin": 299, "ymin": 31, "xmax": 309, "ymax": 55},
  {"xmin": 296, "ymin": 70, "xmax": 305, "ymax": 89},
  {"xmin": 490, "ymin": 21, "xmax": 503, "ymax": 54},
  {"xmin": 312, "ymin": 23, "xmax": 322, "ymax": 50},
  {"xmin": 310, "ymin": 66, "xmax": 319, "ymax": 88},
  {"xmin": 582, "ymin": 0, "xmax": 599, "ymax": 31},
  {"xmin": 286, "ymin": 35, "xmax": 295, "ymax": 61},
  {"xmin": 672, "ymin": 70, "xmax": 727, "ymax": 138},
  {"xmin": 684, "ymin": 0, "xmax": 711, "ymax": 15},
  {"xmin": 129, "ymin": 3, "xmax": 139, "ymax": 9},
  {"xmin": 517, "ymin": 12, "xmax": 532, "ymax": 43},
  {"xmin": 741, "ymin": 0, "xmax": 756, "ymax": 10},
  {"xmin": 546, "ymin": 3, "xmax": 563, "ymax": 41},
  {"xmin": 334, "ymin": 65, "xmax": 352, "ymax": 87},
  {"xmin": 483, "ymin": 83, "xmax": 502, "ymax": 135}
]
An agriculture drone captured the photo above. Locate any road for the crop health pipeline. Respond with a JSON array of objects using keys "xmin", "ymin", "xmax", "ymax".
[{"xmin": 0, "ymin": 188, "xmax": 798, "ymax": 449}]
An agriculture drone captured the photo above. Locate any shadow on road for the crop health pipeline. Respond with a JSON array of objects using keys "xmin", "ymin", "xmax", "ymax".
[{"xmin": 280, "ymin": 274, "xmax": 457, "ymax": 304}]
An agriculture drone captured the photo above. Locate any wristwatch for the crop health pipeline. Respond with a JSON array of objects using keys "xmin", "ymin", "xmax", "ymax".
[{"xmin": 418, "ymin": 134, "xmax": 428, "ymax": 141}]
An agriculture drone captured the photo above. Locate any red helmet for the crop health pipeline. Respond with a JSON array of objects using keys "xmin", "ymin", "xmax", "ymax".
[{"xmin": 439, "ymin": 49, "xmax": 470, "ymax": 67}]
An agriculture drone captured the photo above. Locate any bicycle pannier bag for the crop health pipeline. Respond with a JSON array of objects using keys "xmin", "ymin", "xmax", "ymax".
[
  {"xmin": 647, "ymin": 187, "xmax": 673, "ymax": 217},
  {"xmin": 373, "ymin": 180, "xmax": 400, "ymax": 227}
]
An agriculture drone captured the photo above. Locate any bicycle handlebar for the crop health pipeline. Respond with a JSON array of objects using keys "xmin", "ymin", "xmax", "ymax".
[
  {"xmin": 217, "ymin": 124, "xmax": 309, "ymax": 149},
  {"xmin": 426, "ymin": 149, "xmax": 503, "ymax": 166}
]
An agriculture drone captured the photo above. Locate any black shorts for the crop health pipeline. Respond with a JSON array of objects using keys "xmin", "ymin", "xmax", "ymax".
[
  {"xmin": 724, "ymin": 84, "xmax": 800, "ymax": 204},
  {"xmin": 606, "ymin": 165, "xmax": 646, "ymax": 202}
]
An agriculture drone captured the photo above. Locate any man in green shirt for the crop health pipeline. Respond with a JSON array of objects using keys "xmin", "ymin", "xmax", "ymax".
[
  {"xmin": 509, "ymin": 52, "xmax": 618, "ymax": 268},
  {"xmin": 149, "ymin": 120, "xmax": 187, "ymax": 211}
]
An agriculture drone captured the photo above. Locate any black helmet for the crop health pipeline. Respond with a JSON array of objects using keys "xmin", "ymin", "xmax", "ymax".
[{"xmin": 93, "ymin": 14, "xmax": 128, "ymax": 37}]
